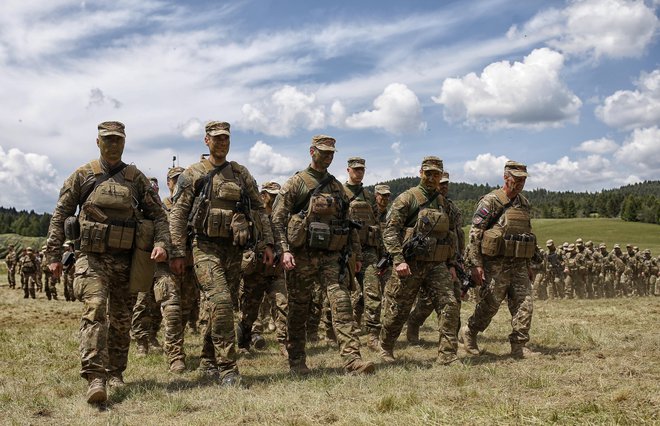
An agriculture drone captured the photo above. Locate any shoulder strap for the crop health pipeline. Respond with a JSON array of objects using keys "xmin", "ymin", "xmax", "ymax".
[
  {"xmin": 404, "ymin": 188, "xmax": 440, "ymax": 227},
  {"xmin": 293, "ymin": 171, "xmax": 335, "ymax": 214},
  {"xmin": 80, "ymin": 161, "xmax": 128, "ymax": 206},
  {"xmin": 299, "ymin": 171, "xmax": 317, "ymax": 192},
  {"xmin": 193, "ymin": 160, "xmax": 232, "ymax": 197},
  {"xmin": 348, "ymin": 185, "xmax": 365, "ymax": 202},
  {"xmin": 484, "ymin": 188, "xmax": 514, "ymax": 229}
]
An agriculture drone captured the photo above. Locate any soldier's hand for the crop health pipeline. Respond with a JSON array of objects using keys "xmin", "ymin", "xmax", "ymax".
[
  {"xmin": 355, "ymin": 261, "xmax": 362, "ymax": 274},
  {"xmin": 395, "ymin": 262, "xmax": 411, "ymax": 278},
  {"xmin": 449, "ymin": 266, "xmax": 457, "ymax": 282},
  {"xmin": 169, "ymin": 257, "xmax": 186, "ymax": 276},
  {"xmin": 231, "ymin": 213, "xmax": 250, "ymax": 247},
  {"xmin": 471, "ymin": 266, "xmax": 485, "ymax": 286},
  {"xmin": 282, "ymin": 252, "xmax": 296, "ymax": 271},
  {"xmin": 49, "ymin": 262, "xmax": 63, "ymax": 278},
  {"xmin": 263, "ymin": 245, "xmax": 274, "ymax": 267},
  {"xmin": 527, "ymin": 265, "xmax": 534, "ymax": 282},
  {"xmin": 151, "ymin": 247, "xmax": 168, "ymax": 263}
]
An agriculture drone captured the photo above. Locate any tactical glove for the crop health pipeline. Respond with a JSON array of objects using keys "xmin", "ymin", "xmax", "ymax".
[{"xmin": 231, "ymin": 213, "xmax": 250, "ymax": 247}]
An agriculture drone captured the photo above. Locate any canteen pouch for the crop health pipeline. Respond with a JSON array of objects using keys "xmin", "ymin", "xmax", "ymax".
[
  {"xmin": 107, "ymin": 221, "xmax": 135, "ymax": 250},
  {"xmin": 129, "ymin": 248, "xmax": 155, "ymax": 293},
  {"xmin": 366, "ymin": 225, "xmax": 380, "ymax": 247},
  {"xmin": 206, "ymin": 208, "xmax": 233, "ymax": 238},
  {"xmin": 481, "ymin": 228, "xmax": 502, "ymax": 257},
  {"xmin": 287, "ymin": 213, "xmax": 308, "ymax": 249},
  {"xmin": 241, "ymin": 249, "xmax": 258, "ymax": 276},
  {"xmin": 79, "ymin": 221, "xmax": 108, "ymax": 253},
  {"xmin": 308, "ymin": 222, "xmax": 331, "ymax": 250}
]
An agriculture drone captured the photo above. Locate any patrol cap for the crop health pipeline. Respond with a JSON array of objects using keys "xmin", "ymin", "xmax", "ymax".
[
  {"xmin": 205, "ymin": 121, "xmax": 231, "ymax": 137},
  {"xmin": 98, "ymin": 121, "xmax": 126, "ymax": 138},
  {"xmin": 546, "ymin": 239, "xmax": 554, "ymax": 247},
  {"xmin": 167, "ymin": 167, "xmax": 185, "ymax": 180},
  {"xmin": 311, "ymin": 135, "xmax": 337, "ymax": 152},
  {"xmin": 614, "ymin": 243, "xmax": 621, "ymax": 249},
  {"xmin": 26, "ymin": 246, "xmax": 33, "ymax": 252},
  {"xmin": 586, "ymin": 240, "xmax": 593, "ymax": 247},
  {"xmin": 64, "ymin": 240, "xmax": 74, "ymax": 247},
  {"xmin": 149, "ymin": 177, "xmax": 158, "ymax": 183},
  {"xmin": 599, "ymin": 243, "xmax": 607, "ymax": 249},
  {"xmin": 504, "ymin": 160, "xmax": 529, "ymax": 177},
  {"xmin": 261, "ymin": 181, "xmax": 281, "ymax": 195},
  {"xmin": 626, "ymin": 243, "xmax": 632, "ymax": 248},
  {"xmin": 439, "ymin": 172, "xmax": 450, "ymax": 183},
  {"xmin": 633, "ymin": 246, "xmax": 639, "ymax": 251},
  {"xmin": 41, "ymin": 245, "xmax": 47, "ymax": 251},
  {"xmin": 347, "ymin": 157, "xmax": 365, "ymax": 168},
  {"xmin": 562, "ymin": 242, "xmax": 569, "ymax": 248},
  {"xmin": 575, "ymin": 238, "xmax": 583, "ymax": 245},
  {"xmin": 375, "ymin": 184, "xmax": 391, "ymax": 195},
  {"xmin": 421, "ymin": 156, "xmax": 443, "ymax": 172},
  {"xmin": 566, "ymin": 244, "xmax": 575, "ymax": 252},
  {"xmin": 643, "ymin": 249, "xmax": 650, "ymax": 254}
]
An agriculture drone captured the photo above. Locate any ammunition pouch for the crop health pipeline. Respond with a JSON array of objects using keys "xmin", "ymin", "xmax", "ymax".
[
  {"xmin": 328, "ymin": 222, "xmax": 349, "ymax": 251},
  {"xmin": 79, "ymin": 220, "xmax": 108, "ymax": 253},
  {"xmin": 107, "ymin": 220, "xmax": 136, "ymax": 250},
  {"xmin": 349, "ymin": 200, "xmax": 376, "ymax": 246},
  {"xmin": 241, "ymin": 249, "xmax": 258, "ymax": 276},
  {"xmin": 413, "ymin": 237, "xmax": 453, "ymax": 262},
  {"xmin": 205, "ymin": 208, "xmax": 234, "ymax": 238},
  {"xmin": 287, "ymin": 213, "xmax": 308, "ymax": 249},
  {"xmin": 417, "ymin": 208, "xmax": 449, "ymax": 239},
  {"xmin": 308, "ymin": 222, "xmax": 331, "ymax": 250},
  {"xmin": 64, "ymin": 216, "xmax": 80, "ymax": 241}
]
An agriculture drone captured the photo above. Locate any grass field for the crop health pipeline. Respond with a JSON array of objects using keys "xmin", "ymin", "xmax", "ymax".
[{"xmin": 0, "ymin": 275, "xmax": 658, "ymax": 425}]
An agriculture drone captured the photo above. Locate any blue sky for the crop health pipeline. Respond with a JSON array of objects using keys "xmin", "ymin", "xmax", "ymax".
[{"xmin": 0, "ymin": 0, "xmax": 658, "ymax": 212}]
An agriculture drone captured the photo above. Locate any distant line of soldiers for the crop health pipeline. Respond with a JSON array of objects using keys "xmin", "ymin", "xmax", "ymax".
[{"xmin": 531, "ymin": 239, "xmax": 659, "ymax": 299}]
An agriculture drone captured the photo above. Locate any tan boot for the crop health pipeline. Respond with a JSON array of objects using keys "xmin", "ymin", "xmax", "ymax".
[
  {"xmin": 379, "ymin": 345, "xmax": 396, "ymax": 363},
  {"xmin": 86, "ymin": 377, "xmax": 107, "ymax": 404},
  {"xmin": 289, "ymin": 359, "xmax": 311, "ymax": 375},
  {"xmin": 460, "ymin": 325, "xmax": 480, "ymax": 355},
  {"xmin": 136, "ymin": 338, "xmax": 148, "ymax": 357},
  {"xmin": 107, "ymin": 374, "xmax": 125, "ymax": 388},
  {"xmin": 345, "ymin": 358, "xmax": 375, "ymax": 375},
  {"xmin": 437, "ymin": 352, "xmax": 459, "ymax": 365},
  {"xmin": 406, "ymin": 323, "xmax": 420, "ymax": 345},
  {"xmin": 366, "ymin": 333, "xmax": 380, "ymax": 352},
  {"xmin": 510, "ymin": 343, "xmax": 541, "ymax": 359},
  {"xmin": 169, "ymin": 359, "xmax": 186, "ymax": 374}
]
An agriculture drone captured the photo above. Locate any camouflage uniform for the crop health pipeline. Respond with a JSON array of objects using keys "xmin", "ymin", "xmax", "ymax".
[
  {"xmin": 621, "ymin": 246, "xmax": 638, "ymax": 296},
  {"xmin": 130, "ymin": 286, "xmax": 162, "ymax": 349},
  {"xmin": 271, "ymin": 135, "xmax": 372, "ymax": 373},
  {"xmin": 46, "ymin": 122, "xmax": 170, "ymax": 389},
  {"xmin": 542, "ymin": 240, "xmax": 564, "ymax": 299},
  {"xmin": 563, "ymin": 244, "xmax": 585, "ymax": 298},
  {"xmin": 62, "ymin": 244, "xmax": 76, "ymax": 301},
  {"xmin": 379, "ymin": 157, "xmax": 460, "ymax": 364},
  {"xmin": 462, "ymin": 161, "xmax": 537, "ymax": 355},
  {"xmin": 41, "ymin": 247, "xmax": 59, "ymax": 300},
  {"xmin": 169, "ymin": 122, "xmax": 273, "ymax": 380},
  {"xmin": 574, "ymin": 239, "xmax": 590, "ymax": 299},
  {"xmin": 19, "ymin": 249, "xmax": 38, "ymax": 299},
  {"xmin": 5, "ymin": 246, "xmax": 17, "ymax": 289},
  {"xmin": 609, "ymin": 245, "xmax": 627, "ymax": 297},
  {"xmin": 531, "ymin": 248, "xmax": 545, "ymax": 300}
]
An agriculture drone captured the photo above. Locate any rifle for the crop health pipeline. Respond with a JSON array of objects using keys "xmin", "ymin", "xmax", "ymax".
[
  {"xmin": 234, "ymin": 187, "xmax": 257, "ymax": 248},
  {"xmin": 454, "ymin": 255, "xmax": 476, "ymax": 301},
  {"xmin": 338, "ymin": 219, "xmax": 362, "ymax": 284}
]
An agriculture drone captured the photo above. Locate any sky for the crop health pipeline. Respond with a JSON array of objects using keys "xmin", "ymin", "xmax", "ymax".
[{"xmin": 0, "ymin": 0, "xmax": 658, "ymax": 212}]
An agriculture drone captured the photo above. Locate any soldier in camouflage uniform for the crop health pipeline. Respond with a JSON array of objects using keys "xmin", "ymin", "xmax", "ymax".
[
  {"xmin": 363, "ymin": 184, "xmax": 391, "ymax": 351},
  {"xmin": 405, "ymin": 171, "xmax": 465, "ymax": 345},
  {"xmin": 131, "ymin": 284, "xmax": 163, "ymax": 356},
  {"xmin": 542, "ymin": 240, "xmax": 564, "ymax": 299},
  {"xmin": 570, "ymin": 238, "xmax": 588, "ymax": 299},
  {"xmin": 621, "ymin": 244, "xmax": 637, "ymax": 296},
  {"xmin": 62, "ymin": 241, "xmax": 76, "ymax": 302},
  {"xmin": 40, "ymin": 245, "xmax": 59, "ymax": 300},
  {"xmin": 237, "ymin": 181, "xmax": 288, "ymax": 356},
  {"xmin": 608, "ymin": 244, "xmax": 626, "ymax": 296},
  {"xmin": 46, "ymin": 121, "xmax": 170, "ymax": 403},
  {"xmin": 19, "ymin": 247, "xmax": 38, "ymax": 299},
  {"xmin": 379, "ymin": 157, "xmax": 460, "ymax": 365},
  {"xmin": 18, "ymin": 248, "xmax": 27, "ymax": 291},
  {"xmin": 531, "ymin": 246, "xmax": 546, "ymax": 300},
  {"xmin": 460, "ymin": 161, "xmax": 540, "ymax": 359},
  {"xmin": 590, "ymin": 242, "xmax": 605, "ymax": 298},
  {"xmin": 271, "ymin": 135, "xmax": 375, "ymax": 375},
  {"xmin": 5, "ymin": 244, "xmax": 17, "ymax": 289},
  {"xmin": 563, "ymin": 244, "xmax": 584, "ymax": 298},
  {"xmin": 597, "ymin": 243, "xmax": 613, "ymax": 298},
  {"xmin": 169, "ymin": 121, "xmax": 274, "ymax": 386}
]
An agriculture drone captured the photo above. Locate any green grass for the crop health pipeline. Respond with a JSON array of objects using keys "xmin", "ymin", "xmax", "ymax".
[{"xmin": 0, "ymin": 274, "xmax": 658, "ymax": 425}]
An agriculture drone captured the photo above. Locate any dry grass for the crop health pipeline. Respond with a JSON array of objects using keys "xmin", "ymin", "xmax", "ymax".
[{"xmin": 0, "ymin": 278, "xmax": 658, "ymax": 425}]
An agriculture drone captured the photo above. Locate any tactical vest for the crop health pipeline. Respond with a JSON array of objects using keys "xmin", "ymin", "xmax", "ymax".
[
  {"xmin": 404, "ymin": 187, "xmax": 453, "ymax": 262},
  {"xmin": 78, "ymin": 160, "xmax": 138, "ymax": 253},
  {"xmin": 21, "ymin": 256, "xmax": 37, "ymax": 273},
  {"xmin": 344, "ymin": 185, "xmax": 378, "ymax": 247},
  {"xmin": 480, "ymin": 189, "xmax": 535, "ymax": 259}
]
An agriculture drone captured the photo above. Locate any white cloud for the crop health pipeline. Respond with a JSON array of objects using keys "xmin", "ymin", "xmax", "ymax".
[
  {"xmin": 179, "ymin": 118, "xmax": 204, "ymax": 139},
  {"xmin": 508, "ymin": 0, "xmax": 659, "ymax": 59},
  {"xmin": 528, "ymin": 155, "xmax": 621, "ymax": 191},
  {"xmin": 247, "ymin": 141, "xmax": 301, "ymax": 176},
  {"xmin": 0, "ymin": 146, "xmax": 60, "ymax": 212},
  {"xmin": 345, "ymin": 83, "xmax": 425, "ymax": 133},
  {"xmin": 574, "ymin": 137, "xmax": 618, "ymax": 154},
  {"xmin": 614, "ymin": 126, "xmax": 660, "ymax": 173},
  {"xmin": 463, "ymin": 153, "xmax": 509, "ymax": 184},
  {"xmin": 596, "ymin": 69, "xmax": 660, "ymax": 130},
  {"xmin": 433, "ymin": 48, "xmax": 582, "ymax": 129}
]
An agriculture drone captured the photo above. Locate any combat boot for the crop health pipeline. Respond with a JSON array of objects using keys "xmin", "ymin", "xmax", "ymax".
[
  {"xmin": 149, "ymin": 335, "xmax": 162, "ymax": 353},
  {"xmin": 406, "ymin": 322, "xmax": 420, "ymax": 345},
  {"xmin": 220, "ymin": 371, "xmax": 247, "ymax": 388},
  {"xmin": 459, "ymin": 325, "xmax": 480, "ymax": 355},
  {"xmin": 45, "ymin": 287, "xmax": 51, "ymax": 300},
  {"xmin": 169, "ymin": 359, "xmax": 186, "ymax": 374},
  {"xmin": 23, "ymin": 288, "xmax": 29, "ymax": 299},
  {"xmin": 86, "ymin": 377, "xmax": 107, "ymax": 404},
  {"xmin": 107, "ymin": 374, "xmax": 125, "ymax": 388},
  {"xmin": 135, "ymin": 338, "xmax": 148, "ymax": 357},
  {"xmin": 236, "ymin": 322, "xmax": 252, "ymax": 352},
  {"xmin": 289, "ymin": 359, "xmax": 311, "ymax": 375},
  {"xmin": 344, "ymin": 358, "xmax": 375, "ymax": 375},
  {"xmin": 437, "ymin": 352, "xmax": 459, "ymax": 365},
  {"xmin": 510, "ymin": 343, "xmax": 541, "ymax": 359},
  {"xmin": 379, "ymin": 344, "xmax": 396, "ymax": 363},
  {"xmin": 366, "ymin": 332, "xmax": 380, "ymax": 352},
  {"xmin": 30, "ymin": 288, "xmax": 36, "ymax": 299}
]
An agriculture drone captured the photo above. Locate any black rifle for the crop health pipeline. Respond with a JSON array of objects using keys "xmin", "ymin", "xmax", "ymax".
[
  {"xmin": 234, "ymin": 187, "xmax": 256, "ymax": 248},
  {"xmin": 338, "ymin": 219, "xmax": 363, "ymax": 284},
  {"xmin": 454, "ymin": 255, "xmax": 476, "ymax": 300}
]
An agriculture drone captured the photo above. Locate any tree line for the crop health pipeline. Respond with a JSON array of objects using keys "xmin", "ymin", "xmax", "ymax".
[{"xmin": 0, "ymin": 207, "xmax": 52, "ymax": 237}]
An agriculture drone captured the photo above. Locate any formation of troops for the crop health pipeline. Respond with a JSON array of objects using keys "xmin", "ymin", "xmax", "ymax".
[{"xmin": 3, "ymin": 120, "xmax": 658, "ymax": 405}]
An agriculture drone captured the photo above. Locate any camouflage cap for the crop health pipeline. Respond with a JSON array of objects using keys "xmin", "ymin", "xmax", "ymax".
[
  {"xmin": 167, "ymin": 166, "xmax": 185, "ymax": 180},
  {"xmin": 98, "ymin": 121, "xmax": 126, "ymax": 138},
  {"xmin": 64, "ymin": 240, "xmax": 74, "ymax": 247},
  {"xmin": 567, "ymin": 243, "xmax": 575, "ymax": 252},
  {"xmin": 546, "ymin": 239, "xmax": 554, "ymax": 247},
  {"xmin": 375, "ymin": 184, "xmax": 391, "ymax": 195},
  {"xmin": 347, "ymin": 157, "xmax": 365, "ymax": 168},
  {"xmin": 41, "ymin": 245, "xmax": 47, "ymax": 251},
  {"xmin": 575, "ymin": 238, "xmax": 584, "ymax": 245},
  {"xmin": 599, "ymin": 243, "xmax": 607, "ymax": 249},
  {"xmin": 626, "ymin": 243, "xmax": 632, "ymax": 248},
  {"xmin": 26, "ymin": 246, "xmax": 33, "ymax": 252},
  {"xmin": 311, "ymin": 135, "xmax": 337, "ymax": 152},
  {"xmin": 149, "ymin": 177, "xmax": 158, "ymax": 183},
  {"xmin": 643, "ymin": 249, "xmax": 650, "ymax": 254},
  {"xmin": 205, "ymin": 121, "xmax": 231, "ymax": 137},
  {"xmin": 562, "ymin": 242, "xmax": 569, "ymax": 247},
  {"xmin": 586, "ymin": 240, "xmax": 593, "ymax": 247},
  {"xmin": 614, "ymin": 243, "xmax": 621, "ymax": 249},
  {"xmin": 421, "ymin": 156, "xmax": 443, "ymax": 172},
  {"xmin": 504, "ymin": 160, "xmax": 529, "ymax": 177},
  {"xmin": 261, "ymin": 181, "xmax": 281, "ymax": 195},
  {"xmin": 439, "ymin": 171, "xmax": 450, "ymax": 183},
  {"xmin": 633, "ymin": 246, "xmax": 639, "ymax": 251}
]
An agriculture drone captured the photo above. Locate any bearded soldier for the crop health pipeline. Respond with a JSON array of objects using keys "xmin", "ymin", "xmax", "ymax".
[{"xmin": 46, "ymin": 121, "xmax": 170, "ymax": 404}]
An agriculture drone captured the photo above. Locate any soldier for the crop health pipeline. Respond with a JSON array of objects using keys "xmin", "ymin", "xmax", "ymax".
[
  {"xmin": 62, "ymin": 241, "xmax": 76, "ymax": 302},
  {"xmin": 5, "ymin": 244, "xmax": 17, "ymax": 289},
  {"xmin": 598, "ymin": 243, "xmax": 613, "ymax": 298},
  {"xmin": 131, "ymin": 281, "xmax": 163, "ymax": 357},
  {"xmin": 542, "ymin": 240, "xmax": 564, "ymax": 299},
  {"xmin": 41, "ymin": 245, "xmax": 59, "ymax": 300},
  {"xmin": 609, "ymin": 244, "xmax": 626, "ymax": 297},
  {"xmin": 46, "ymin": 121, "xmax": 170, "ymax": 404},
  {"xmin": 169, "ymin": 121, "xmax": 274, "ymax": 386},
  {"xmin": 18, "ymin": 248, "xmax": 27, "ymax": 291},
  {"xmin": 405, "ymin": 170, "xmax": 465, "ymax": 345},
  {"xmin": 237, "ymin": 181, "xmax": 288, "ymax": 356},
  {"xmin": 639, "ymin": 249, "xmax": 656, "ymax": 296},
  {"xmin": 531, "ymin": 245, "xmax": 546, "ymax": 300},
  {"xmin": 379, "ymin": 157, "xmax": 460, "ymax": 365},
  {"xmin": 363, "ymin": 184, "xmax": 392, "ymax": 350},
  {"xmin": 271, "ymin": 134, "xmax": 374, "ymax": 375},
  {"xmin": 460, "ymin": 161, "xmax": 540, "ymax": 359},
  {"xmin": 563, "ymin": 244, "xmax": 586, "ymax": 298},
  {"xmin": 622, "ymin": 244, "xmax": 638, "ymax": 296},
  {"xmin": 19, "ymin": 247, "xmax": 38, "ymax": 299},
  {"xmin": 572, "ymin": 238, "xmax": 588, "ymax": 299}
]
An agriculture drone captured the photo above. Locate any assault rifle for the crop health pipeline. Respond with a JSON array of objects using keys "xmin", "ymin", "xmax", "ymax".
[
  {"xmin": 454, "ymin": 256, "xmax": 476, "ymax": 301},
  {"xmin": 338, "ymin": 219, "xmax": 363, "ymax": 284}
]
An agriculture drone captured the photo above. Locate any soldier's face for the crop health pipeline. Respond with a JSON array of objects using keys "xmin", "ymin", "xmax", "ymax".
[
  {"xmin": 206, "ymin": 134, "xmax": 230, "ymax": 159},
  {"xmin": 439, "ymin": 181, "xmax": 449, "ymax": 196},
  {"xmin": 375, "ymin": 193, "xmax": 390, "ymax": 210},
  {"xmin": 310, "ymin": 147, "xmax": 334, "ymax": 170},
  {"xmin": 420, "ymin": 170, "xmax": 441, "ymax": 190},
  {"xmin": 504, "ymin": 173, "xmax": 526, "ymax": 196},
  {"xmin": 97, "ymin": 135, "xmax": 125, "ymax": 163},
  {"xmin": 347, "ymin": 167, "xmax": 364, "ymax": 184},
  {"xmin": 167, "ymin": 176, "xmax": 178, "ymax": 193}
]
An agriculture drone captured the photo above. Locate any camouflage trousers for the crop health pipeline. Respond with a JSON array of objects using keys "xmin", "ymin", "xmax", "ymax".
[
  {"xmin": 22, "ymin": 271, "xmax": 37, "ymax": 297},
  {"xmin": 239, "ymin": 269, "xmax": 287, "ymax": 346},
  {"xmin": 42, "ymin": 269, "xmax": 59, "ymax": 300},
  {"xmin": 564, "ymin": 272, "xmax": 586, "ymax": 299},
  {"xmin": 287, "ymin": 248, "xmax": 363, "ymax": 366},
  {"xmin": 7, "ymin": 266, "xmax": 16, "ymax": 288},
  {"xmin": 154, "ymin": 266, "xmax": 198, "ymax": 364},
  {"xmin": 380, "ymin": 261, "xmax": 459, "ymax": 357},
  {"xmin": 63, "ymin": 268, "xmax": 75, "ymax": 301},
  {"xmin": 363, "ymin": 262, "xmax": 391, "ymax": 336},
  {"xmin": 131, "ymin": 284, "xmax": 162, "ymax": 341},
  {"xmin": 350, "ymin": 248, "xmax": 379, "ymax": 326},
  {"xmin": 466, "ymin": 258, "xmax": 533, "ymax": 345},
  {"xmin": 532, "ymin": 271, "xmax": 546, "ymax": 300},
  {"xmin": 407, "ymin": 277, "xmax": 462, "ymax": 335},
  {"xmin": 73, "ymin": 251, "xmax": 133, "ymax": 380},
  {"xmin": 603, "ymin": 272, "xmax": 615, "ymax": 298},
  {"xmin": 193, "ymin": 238, "xmax": 242, "ymax": 377},
  {"xmin": 305, "ymin": 280, "xmax": 325, "ymax": 340},
  {"xmin": 543, "ymin": 273, "xmax": 563, "ymax": 299}
]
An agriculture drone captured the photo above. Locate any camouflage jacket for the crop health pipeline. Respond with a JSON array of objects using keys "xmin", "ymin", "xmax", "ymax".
[
  {"xmin": 271, "ymin": 166, "xmax": 361, "ymax": 259},
  {"xmin": 382, "ymin": 183, "xmax": 458, "ymax": 267},
  {"xmin": 5, "ymin": 250, "xmax": 16, "ymax": 268},
  {"xmin": 169, "ymin": 159, "xmax": 272, "ymax": 259},
  {"xmin": 564, "ymin": 252, "xmax": 586, "ymax": 273},
  {"xmin": 46, "ymin": 157, "xmax": 170, "ymax": 264},
  {"xmin": 544, "ymin": 250, "xmax": 563, "ymax": 276},
  {"xmin": 19, "ymin": 254, "xmax": 38, "ymax": 273}
]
